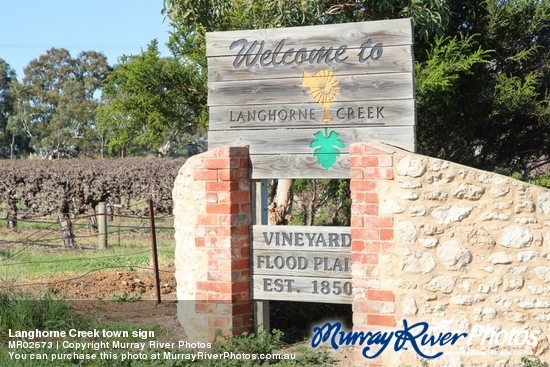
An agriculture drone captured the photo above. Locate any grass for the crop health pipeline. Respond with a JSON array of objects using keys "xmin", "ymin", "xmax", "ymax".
[
  {"xmin": 0, "ymin": 215, "xmax": 175, "ymax": 281},
  {"xmin": 0, "ymin": 291, "xmax": 334, "ymax": 366}
]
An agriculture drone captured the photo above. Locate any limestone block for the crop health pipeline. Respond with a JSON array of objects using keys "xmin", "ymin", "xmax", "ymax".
[
  {"xmin": 488, "ymin": 252, "xmax": 512, "ymax": 264},
  {"xmin": 517, "ymin": 251, "xmax": 539, "ymax": 262},
  {"xmin": 380, "ymin": 199, "xmax": 404, "ymax": 214},
  {"xmin": 423, "ymin": 190, "xmax": 448, "ymax": 201},
  {"xmin": 402, "ymin": 296, "xmax": 418, "ymax": 316},
  {"xmin": 473, "ymin": 307, "xmax": 497, "ymax": 321},
  {"xmin": 423, "ymin": 275, "xmax": 456, "ymax": 293},
  {"xmin": 508, "ymin": 266, "xmax": 528, "ymax": 274},
  {"xmin": 396, "ymin": 221, "xmax": 417, "ymax": 246},
  {"xmin": 527, "ymin": 285, "xmax": 550, "ymax": 295},
  {"xmin": 399, "ymin": 192, "xmax": 419, "ymax": 200},
  {"xmin": 420, "ymin": 238, "xmax": 438, "ymax": 248},
  {"xmin": 492, "ymin": 296, "xmax": 512, "ymax": 308},
  {"xmin": 515, "ymin": 217, "xmax": 537, "ymax": 224},
  {"xmin": 429, "ymin": 159, "xmax": 450, "ymax": 172},
  {"xmin": 452, "ymin": 225, "xmax": 496, "ymax": 249},
  {"xmin": 420, "ymin": 302, "xmax": 447, "ymax": 316},
  {"xmin": 452, "ymin": 183, "xmax": 485, "ymax": 200},
  {"xmin": 494, "ymin": 200, "xmax": 513, "ymax": 210},
  {"xmin": 431, "ymin": 205, "xmax": 473, "ymax": 225},
  {"xmin": 535, "ymin": 266, "xmax": 550, "ymax": 283},
  {"xmin": 503, "ymin": 276, "xmax": 524, "ymax": 291},
  {"xmin": 516, "ymin": 298, "xmax": 550, "ymax": 309},
  {"xmin": 489, "ymin": 186, "xmax": 510, "ymax": 198},
  {"xmin": 398, "ymin": 179, "xmax": 422, "ymax": 189},
  {"xmin": 533, "ymin": 312, "xmax": 550, "ymax": 322},
  {"xmin": 450, "ymin": 294, "xmax": 486, "ymax": 305},
  {"xmin": 409, "ymin": 204, "xmax": 426, "ymax": 217},
  {"xmin": 399, "ymin": 251, "xmax": 436, "ymax": 273},
  {"xmin": 515, "ymin": 200, "xmax": 536, "ymax": 214},
  {"xmin": 503, "ymin": 311, "xmax": 527, "ymax": 322},
  {"xmin": 427, "ymin": 173, "xmax": 455, "ymax": 185},
  {"xmin": 479, "ymin": 212, "xmax": 509, "ymax": 221},
  {"xmin": 437, "ymin": 240, "xmax": 472, "ymax": 270},
  {"xmin": 396, "ymin": 156, "xmax": 426, "ymax": 177},
  {"xmin": 538, "ymin": 192, "xmax": 550, "ymax": 214},
  {"xmin": 420, "ymin": 223, "xmax": 444, "ymax": 236},
  {"xmin": 500, "ymin": 225, "xmax": 533, "ymax": 248}
]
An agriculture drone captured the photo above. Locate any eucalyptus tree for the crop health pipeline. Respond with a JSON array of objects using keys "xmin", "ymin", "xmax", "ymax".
[{"xmin": 12, "ymin": 48, "xmax": 110, "ymax": 158}]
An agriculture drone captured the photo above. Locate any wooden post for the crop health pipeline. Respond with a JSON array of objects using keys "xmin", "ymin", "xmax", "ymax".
[
  {"xmin": 97, "ymin": 202, "xmax": 107, "ymax": 249},
  {"xmin": 252, "ymin": 180, "xmax": 270, "ymax": 333},
  {"xmin": 148, "ymin": 198, "xmax": 162, "ymax": 304}
]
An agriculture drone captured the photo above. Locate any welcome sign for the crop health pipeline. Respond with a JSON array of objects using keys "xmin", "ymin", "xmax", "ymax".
[{"xmin": 206, "ymin": 19, "xmax": 415, "ymax": 179}]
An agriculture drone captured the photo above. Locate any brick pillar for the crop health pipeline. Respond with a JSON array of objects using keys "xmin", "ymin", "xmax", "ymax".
[
  {"xmin": 350, "ymin": 143, "xmax": 395, "ymax": 366},
  {"xmin": 174, "ymin": 146, "xmax": 253, "ymax": 340}
]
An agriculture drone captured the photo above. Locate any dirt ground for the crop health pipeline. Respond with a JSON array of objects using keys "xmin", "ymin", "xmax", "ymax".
[{"xmin": 18, "ymin": 268, "xmax": 354, "ymax": 366}]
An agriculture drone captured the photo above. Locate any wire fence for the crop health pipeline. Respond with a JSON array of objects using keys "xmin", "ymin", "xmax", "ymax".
[{"xmin": 0, "ymin": 198, "xmax": 176, "ymax": 302}]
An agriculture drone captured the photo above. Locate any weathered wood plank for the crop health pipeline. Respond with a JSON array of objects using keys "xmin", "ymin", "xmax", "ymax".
[
  {"xmin": 250, "ymin": 154, "xmax": 351, "ymax": 179},
  {"xmin": 208, "ymin": 73, "xmax": 413, "ymax": 106},
  {"xmin": 252, "ymin": 250, "xmax": 351, "ymax": 279},
  {"xmin": 208, "ymin": 126, "xmax": 416, "ymax": 154},
  {"xmin": 252, "ymin": 275, "xmax": 353, "ymax": 304},
  {"xmin": 206, "ymin": 19, "xmax": 413, "ymax": 57},
  {"xmin": 209, "ymin": 99, "xmax": 415, "ymax": 130},
  {"xmin": 253, "ymin": 225, "xmax": 350, "ymax": 251},
  {"xmin": 208, "ymin": 45, "xmax": 412, "ymax": 82}
]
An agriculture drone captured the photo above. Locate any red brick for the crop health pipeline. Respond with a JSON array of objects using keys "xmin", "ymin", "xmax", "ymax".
[
  {"xmin": 379, "ymin": 228, "xmax": 393, "ymax": 240},
  {"xmin": 350, "ymin": 168, "xmax": 364, "ymax": 179},
  {"xmin": 209, "ymin": 316, "xmax": 231, "ymax": 328},
  {"xmin": 356, "ymin": 301, "xmax": 381, "ymax": 313},
  {"xmin": 193, "ymin": 170, "xmax": 218, "ymax": 181},
  {"xmin": 377, "ymin": 155, "xmax": 393, "ymax": 167},
  {"xmin": 351, "ymin": 228, "xmax": 379, "ymax": 240},
  {"xmin": 381, "ymin": 241, "xmax": 393, "ymax": 253},
  {"xmin": 233, "ymin": 259, "xmax": 249, "ymax": 270},
  {"xmin": 351, "ymin": 252, "xmax": 378, "ymax": 264},
  {"xmin": 232, "ymin": 281, "xmax": 249, "ymax": 293},
  {"xmin": 350, "ymin": 180, "xmax": 377, "ymax": 192},
  {"xmin": 198, "ymin": 214, "xmax": 217, "ymax": 226},
  {"xmin": 363, "ymin": 217, "xmax": 393, "ymax": 229},
  {"xmin": 364, "ymin": 241, "xmax": 381, "ymax": 252},
  {"xmin": 209, "ymin": 248, "xmax": 232, "ymax": 259},
  {"xmin": 206, "ymin": 203, "xmax": 231, "ymax": 214},
  {"xmin": 205, "ymin": 158, "xmax": 231, "ymax": 169},
  {"xmin": 351, "ymin": 216, "xmax": 363, "ymax": 227},
  {"xmin": 362, "ymin": 156, "xmax": 379, "ymax": 167},
  {"xmin": 228, "ymin": 147, "xmax": 249, "ymax": 157},
  {"xmin": 349, "ymin": 143, "xmax": 363, "ymax": 154},
  {"xmin": 367, "ymin": 314, "xmax": 395, "ymax": 327},
  {"xmin": 195, "ymin": 237, "xmax": 205, "ymax": 247},
  {"xmin": 231, "ymin": 191, "xmax": 250, "ymax": 204},
  {"xmin": 351, "ymin": 239, "xmax": 364, "ymax": 251},
  {"xmin": 367, "ymin": 289, "xmax": 395, "ymax": 301},
  {"xmin": 362, "ymin": 144, "xmax": 391, "ymax": 155}
]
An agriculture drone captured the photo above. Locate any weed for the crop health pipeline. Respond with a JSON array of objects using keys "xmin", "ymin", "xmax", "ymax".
[{"xmin": 109, "ymin": 292, "xmax": 142, "ymax": 302}]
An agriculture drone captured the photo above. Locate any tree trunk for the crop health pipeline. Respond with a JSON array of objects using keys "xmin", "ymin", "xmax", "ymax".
[
  {"xmin": 58, "ymin": 207, "xmax": 75, "ymax": 248},
  {"xmin": 268, "ymin": 179, "xmax": 294, "ymax": 225}
]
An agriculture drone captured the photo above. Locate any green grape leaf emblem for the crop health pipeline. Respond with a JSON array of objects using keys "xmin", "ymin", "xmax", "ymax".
[{"xmin": 310, "ymin": 128, "xmax": 345, "ymax": 170}]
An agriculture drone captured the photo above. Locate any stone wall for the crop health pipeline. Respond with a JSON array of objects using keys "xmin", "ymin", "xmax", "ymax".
[
  {"xmin": 351, "ymin": 142, "xmax": 550, "ymax": 367},
  {"xmin": 172, "ymin": 146, "xmax": 253, "ymax": 342}
]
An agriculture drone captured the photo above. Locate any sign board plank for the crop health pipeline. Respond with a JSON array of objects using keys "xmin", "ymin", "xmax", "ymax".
[
  {"xmin": 252, "ymin": 250, "xmax": 351, "ymax": 279},
  {"xmin": 209, "ymin": 99, "xmax": 415, "ymax": 130},
  {"xmin": 253, "ymin": 225, "xmax": 351, "ymax": 250},
  {"xmin": 208, "ymin": 45, "xmax": 413, "ymax": 82},
  {"xmin": 252, "ymin": 275, "xmax": 352, "ymax": 304},
  {"xmin": 206, "ymin": 18, "xmax": 413, "ymax": 57},
  {"xmin": 208, "ymin": 126, "xmax": 416, "ymax": 154},
  {"xmin": 208, "ymin": 72, "xmax": 413, "ymax": 106},
  {"xmin": 250, "ymin": 154, "xmax": 350, "ymax": 179}
]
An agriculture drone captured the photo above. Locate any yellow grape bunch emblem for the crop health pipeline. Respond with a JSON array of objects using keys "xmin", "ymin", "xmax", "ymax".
[{"xmin": 301, "ymin": 70, "xmax": 345, "ymax": 170}]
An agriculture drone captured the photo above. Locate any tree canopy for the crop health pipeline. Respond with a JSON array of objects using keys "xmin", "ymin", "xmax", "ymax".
[
  {"xmin": 162, "ymin": 0, "xmax": 549, "ymax": 176},
  {"xmin": 96, "ymin": 40, "xmax": 206, "ymax": 157},
  {"xmin": 8, "ymin": 48, "xmax": 110, "ymax": 158}
]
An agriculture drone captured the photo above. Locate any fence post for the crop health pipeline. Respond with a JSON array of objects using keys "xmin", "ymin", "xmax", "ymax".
[
  {"xmin": 148, "ymin": 198, "xmax": 161, "ymax": 304},
  {"xmin": 97, "ymin": 202, "xmax": 108, "ymax": 249}
]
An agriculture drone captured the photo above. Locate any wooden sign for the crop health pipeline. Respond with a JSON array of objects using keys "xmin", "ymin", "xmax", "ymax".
[
  {"xmin": 251, "ymin": 225, "xmax": 352, "ymax": 304},
  {"xmin": 206, "ymin": 19, "xmax": 415, "ymax": 179}
]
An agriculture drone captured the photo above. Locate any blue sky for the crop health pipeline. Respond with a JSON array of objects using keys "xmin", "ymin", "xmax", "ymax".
[{"xmin": 0, "ymin": 0, "xmax": 171, "ymax": 79}]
